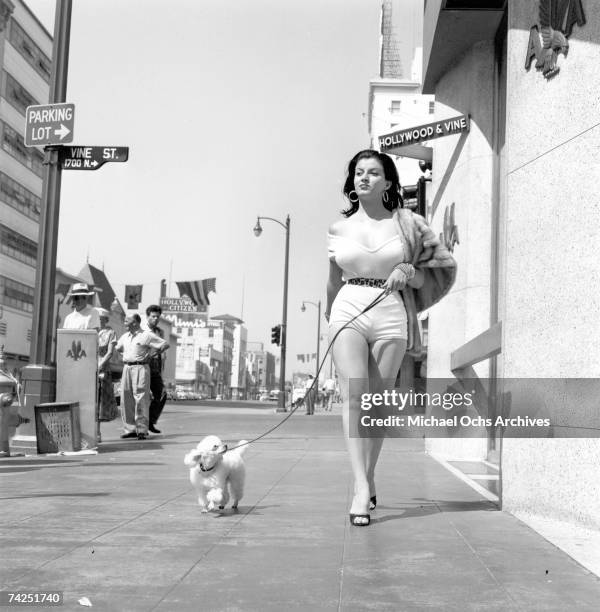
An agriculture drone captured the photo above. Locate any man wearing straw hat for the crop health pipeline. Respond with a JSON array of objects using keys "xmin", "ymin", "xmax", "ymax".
[{"xmin": 63, "ymin": 283, "xmax": 100, "ymax": 331}]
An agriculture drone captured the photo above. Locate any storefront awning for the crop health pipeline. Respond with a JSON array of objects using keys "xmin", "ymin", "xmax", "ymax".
[{"xmin": 422, "ymin": 0, "xmax": 506, "ymax": 93}]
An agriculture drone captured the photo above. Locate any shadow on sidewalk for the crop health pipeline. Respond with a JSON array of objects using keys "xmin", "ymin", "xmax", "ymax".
[
  {"xmin": 374, "ymin": 498, "xmax": 497, "ymax": 524},
  {"xmin": 99, "ymin": 440, "xmax": 165, "ymax": 452},
  {"xmin": 0, "ymin": 492, "xmax": 110, "ymax": 500}
]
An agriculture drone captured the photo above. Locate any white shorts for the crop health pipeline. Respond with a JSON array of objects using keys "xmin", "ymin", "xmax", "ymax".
[{"xmin": 329, "ymin": 284, "xmax": 408, "ymax": 343}]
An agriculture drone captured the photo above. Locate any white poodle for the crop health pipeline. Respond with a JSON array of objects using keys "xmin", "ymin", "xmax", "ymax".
[{"xmin": 184, "ymin": 435, "xmax": 248, "ymax": 512}]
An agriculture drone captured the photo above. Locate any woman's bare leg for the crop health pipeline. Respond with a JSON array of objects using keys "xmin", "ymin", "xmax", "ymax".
[
  {"xmin": 331, "ymin": 327, "xmax": 371, "ymax": 523},
  {"xmin": 366, "ymin": 338, "xmax": 407, "ymax": 507}
]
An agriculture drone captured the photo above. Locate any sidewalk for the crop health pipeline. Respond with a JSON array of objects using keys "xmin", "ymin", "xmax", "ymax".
[{"xmin": 1, "ymin": 404, "xmax": 600, "ymax": 611}]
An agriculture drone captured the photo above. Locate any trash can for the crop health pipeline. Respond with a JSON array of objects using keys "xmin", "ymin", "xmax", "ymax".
[{"xmin": 34, "ymin": 402, "xmax": 81, "ymax": 454}]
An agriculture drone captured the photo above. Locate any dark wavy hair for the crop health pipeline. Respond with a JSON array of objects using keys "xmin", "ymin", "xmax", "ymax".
[
  {"xmin": 341, "ymin": 149, "xmax": 403, "ymax": 217},
  {"xmin": 146, "ymin": 304, "xmax": 162, "ymax": 316}
]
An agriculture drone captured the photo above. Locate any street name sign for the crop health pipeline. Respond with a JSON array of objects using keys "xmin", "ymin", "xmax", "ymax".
[
  {"xmin": 25, "ymin": 103, "xmax": 75, "ymax": 147},
  {"xmin": 59, "ymin": 146, "xmax": 129, "ymax": 170},
  {"xmin": 379, "ymin": 115, "xmax": 470, "ymax": 151}
]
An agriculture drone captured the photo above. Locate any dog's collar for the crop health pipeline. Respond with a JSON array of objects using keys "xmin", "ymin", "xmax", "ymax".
[{"xmin": 199, "ymin": 463, "xmax": 215, "ymax": 473}]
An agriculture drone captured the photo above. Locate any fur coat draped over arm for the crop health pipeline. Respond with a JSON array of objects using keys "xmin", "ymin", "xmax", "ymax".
[{"xmin": 394, "ymin": 208, "xmax": 457, "ymax": 357}]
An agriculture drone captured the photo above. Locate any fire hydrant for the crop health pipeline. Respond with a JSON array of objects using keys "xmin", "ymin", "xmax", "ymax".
[{"xmin": 0, "ymin": 346, "xmax": 30, "ymax": 457}]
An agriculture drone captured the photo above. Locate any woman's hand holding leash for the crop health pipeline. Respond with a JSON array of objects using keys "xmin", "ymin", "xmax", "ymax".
[{"xmin": 383, "ymin": 263, "xmax": 415, "ymax": 294}]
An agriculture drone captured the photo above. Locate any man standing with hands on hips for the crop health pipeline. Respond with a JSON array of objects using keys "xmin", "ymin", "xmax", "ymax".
[{"xmin": 116, "ymin": 314, "xmax": 169, "ymax": 440}]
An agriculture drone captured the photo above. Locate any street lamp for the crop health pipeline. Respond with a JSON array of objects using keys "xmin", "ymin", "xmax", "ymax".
[
  {"xmin": 301, "ymin": 300, "xmax": 321, "ymax": 386},
  {"xmin": 253, "ymin": 215, "xmax": 290, "ymax": 412}
]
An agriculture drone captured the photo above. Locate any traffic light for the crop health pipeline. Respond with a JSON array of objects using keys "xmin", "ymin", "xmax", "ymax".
[{"xmin": 271, "ymin": 324, "xmax": 281, "ymax": 346}]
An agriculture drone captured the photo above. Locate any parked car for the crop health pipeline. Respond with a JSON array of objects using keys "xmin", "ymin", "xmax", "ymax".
[
  {"xmin": 258, "ymin": 393, "xmax": 270, "ymax": 401},
  {"xmin": 215, "ymin": 394, "xmax": 223, "ymax": 401}
]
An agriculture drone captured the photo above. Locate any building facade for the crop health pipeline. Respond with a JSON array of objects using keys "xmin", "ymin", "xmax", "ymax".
[
  {"xmin": 0, "ymin": 0, "xmax": 51, "ymax": 375},
  {"xmin": 162, "ymin": 298, "xmax": 240, "ymax": 399},
  {"xmin": 415, "ymin": 0, "xmax": 600, "ymax": 556},
  {"xmin": 228, "ymin": 319, "xmax": 247, "ymax": 400},
  {"xmin": 245, "ymin": 341, "xmax": 276, "ymax": 399},
  {"xmin": 369, "ymin": 0, "xmax": 434, "ymax": 188}
]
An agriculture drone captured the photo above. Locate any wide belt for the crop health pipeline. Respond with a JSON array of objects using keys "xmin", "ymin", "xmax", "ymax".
[
  {"xmin": 347, "ymin": 277, "xmax": 386, "ymax": 288},
  {"xmin": 124, "ymin": 361, "xmax": 147, "ymax": 366}
]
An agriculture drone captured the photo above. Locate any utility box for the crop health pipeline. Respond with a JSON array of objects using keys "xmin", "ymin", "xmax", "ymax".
[
  {"xmin": 56, "ymin": 329, "xmax": 98, "ymax": 449},
  {"xmin": 35, "ymin": 402, "xmax": 81, "ymax": 454}
]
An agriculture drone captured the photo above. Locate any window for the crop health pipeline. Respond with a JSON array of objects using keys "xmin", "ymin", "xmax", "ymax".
[
  {"xmin": 176, "ymin": 327, "xmax": 181, "ymax": 334},
  {"xmin": 429, "ymin": 101, "xmax": 435, "ymax": 114},
  {"xmin": 187, "ymin": 328, "xmax": 193, "ymax": 336},
  {"xmin": 2, "ymin": 72, "xmax": 39, "ymax": 115},
  {"xmin": 0, "ymin": 275, "xmax": 34, "ymax": 313},
  {"xmin": 0, "ymin": 224, "xmax": 37, "ymax": 267},
  {"xmin": 1, "ymin": 121, "xmax": 44, "ymax": 177},
  {"xmin": 389, "ymin": 100, "xmax": 401, "ymax": 114},
  {"xmin": 0, "ymin": 172, "xmax": 41, "ymax": 220},
  {"xmin": 8, "ymin": 20, "xmax": 52, "ymax": 83},
  {"xmin": 0, "ymin": 322, "xmax": 6, "ymax": 336},
  {"xmin": 208, "ymin": 328, "xmax": 214, "ymax": 338}
]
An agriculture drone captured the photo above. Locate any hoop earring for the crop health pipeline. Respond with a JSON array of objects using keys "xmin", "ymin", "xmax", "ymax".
[
  {"xmin": 348, "ymin": 190, "xmax": 359, "ymax": 204},
  {"xmin": 382, "ymin": 191, "xmax": 389, "ymax": 204}
]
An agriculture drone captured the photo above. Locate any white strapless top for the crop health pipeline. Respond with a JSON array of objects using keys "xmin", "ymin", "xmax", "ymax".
[{"xmin": 327, "ymin": 234, "xmax": 406, "ymax": 280}]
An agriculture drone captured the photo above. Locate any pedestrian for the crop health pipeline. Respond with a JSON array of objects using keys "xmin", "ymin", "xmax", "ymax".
[
  {"xmin": 62, "ymin": 283, "xmax": 100, "ymax": 330},
  {"xmin": 97, "ymin": 308, "xmax": 118, "ymax": 426},
  {"xmin": 326, "ymin": 149, "xmax": 455, "ymax": 526},
  {"xmin": 115, "ymin": 314, "xmax": 169, "ymax": 440},
  {"xmin": 322, "ymin": 377, "xmax": 336, "ymax": 411},
  {"xmin": 304, "ymin": 374, "xmax": 315, "ymax": 415},
  {"xmin": 144, "ymin": 304, "xmax": 167, "ymax": 434}
]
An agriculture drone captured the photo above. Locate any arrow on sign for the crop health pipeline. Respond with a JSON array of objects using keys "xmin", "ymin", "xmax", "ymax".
[{"xmin": 54, "ymin": 124, "xmax": 71, "ymax": 140}]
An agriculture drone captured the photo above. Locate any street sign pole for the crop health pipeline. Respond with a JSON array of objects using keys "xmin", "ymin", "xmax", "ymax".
[
  {"xmin": 17, "ymin": 0, "xmax": 73, "ymax": 453},
  {"xmin": 32, "ymin": 0, "xmax": 72, "ymax": 364}
]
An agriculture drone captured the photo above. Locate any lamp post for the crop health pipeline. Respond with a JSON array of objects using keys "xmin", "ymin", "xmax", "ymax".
[
  {"xmin": 253, "ymin": 215, "xmax": 290, "ymax": 412},
  {"xmin": 300, "ymin": 300, "xmax": 321, "ymax": 386}
]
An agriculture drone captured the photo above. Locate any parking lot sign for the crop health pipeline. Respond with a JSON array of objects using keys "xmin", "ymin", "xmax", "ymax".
[{"xmin": 24, "ymin": 103, "xmax": 75, "ymax": 147}]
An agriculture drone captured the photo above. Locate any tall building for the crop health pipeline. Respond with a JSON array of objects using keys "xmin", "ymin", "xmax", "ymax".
[
  {"xmin": 368, "ymin": 0, "xmax": 434, "ymax": 187},
  {"xmin": 0, "ymin": 0, "xmax": 51, "ymax": 374},
  {"xmin": 245, "ymin": 341, "xmax": 276, "ymax": 399},
  {"xmin": 211, "ymin": 315, "xmax": 247, "ymax": 400}
]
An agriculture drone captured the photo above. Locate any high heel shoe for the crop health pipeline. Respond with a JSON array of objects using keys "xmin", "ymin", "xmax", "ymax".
[
  {"xmin": 369, "ymin": 496, "xmax": 377, "ymax": 510},
  {"xmin": 349, "ymin": 513, "xmax": 371, "ymax": 527}
]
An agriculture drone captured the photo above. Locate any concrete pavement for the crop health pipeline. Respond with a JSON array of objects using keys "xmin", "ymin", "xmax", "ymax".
[{"xmin": 1, "ymin": 402, "xmax": 600, "ymax": 611}]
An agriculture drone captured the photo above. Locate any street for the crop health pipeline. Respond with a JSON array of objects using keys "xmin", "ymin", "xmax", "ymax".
[{"xmin": 2, "ymin": 403, "xmax": 600, "ymax": 611}]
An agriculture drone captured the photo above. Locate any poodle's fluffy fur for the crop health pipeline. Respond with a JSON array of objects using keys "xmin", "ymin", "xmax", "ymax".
[{"xmin": 184, "ymin": 435, "xmax": 248, "ymax": 512}]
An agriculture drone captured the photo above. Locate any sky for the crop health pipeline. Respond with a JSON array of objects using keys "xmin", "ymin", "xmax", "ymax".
[{"xmin": 24, "ymin": 0, "xmax": 416, "ymax": 376}]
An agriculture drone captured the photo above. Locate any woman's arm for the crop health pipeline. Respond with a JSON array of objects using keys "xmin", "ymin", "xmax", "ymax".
[
  {"xmin": 325, "ymin": 259, "xmax": 344, "ymax": 321},
  {"xmin": 99, "ymin": 332, "xmax": 117, "ymax": 371},
  {"xmin": 384, "ymin": 264, "xmax": 425, "ymax": 292}
]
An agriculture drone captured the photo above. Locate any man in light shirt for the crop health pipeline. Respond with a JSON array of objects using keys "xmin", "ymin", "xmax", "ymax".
[
  {"xmin": 116, "ymin": 314, "xmax": 169, "ymax": 440},
  {"xmin": 62, "ymin": 283, "xmax": 100, "ymax": 331}
]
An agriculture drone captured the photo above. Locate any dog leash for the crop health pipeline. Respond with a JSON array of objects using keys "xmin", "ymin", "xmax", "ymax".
[{"xmin": 225, "ymin": 288, "xmax": 389, "ymax": 454}]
